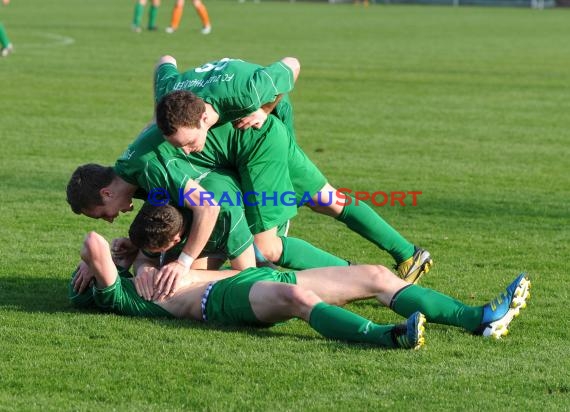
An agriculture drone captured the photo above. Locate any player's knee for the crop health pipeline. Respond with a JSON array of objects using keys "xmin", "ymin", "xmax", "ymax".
[
  {"xmin": 254, "ymin": 238, "xmax": 283, "ymax": 263},
  {"xmin": 366, "ymin": 265, "xmax": 394, "ymax": 287},
  {"xmin": 280, "ymin": 286, "xmax": 320, "ymax": 316}
]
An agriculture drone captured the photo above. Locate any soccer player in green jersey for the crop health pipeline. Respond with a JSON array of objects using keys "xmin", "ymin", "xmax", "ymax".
[
  {"xmin": 155, "ymin": 90, "xmax": 433, "ymax": 284},
  {"xmin": 66, "ymin": 163, "xmax": 257, "ymax": 273},
  {"xmin": 132, "ymin": 0, "xmax": 160, "ymax": 32},
  {"xmin": 69, "ymin": 228, "xmax": 530, "ymax": 347},
  {"xmin": 67, "ymin": 154, "xmax": 345, "ymax": 299},
  {"xmin": 154, "ymin": 55, "xmax": 298, "ymax": 132}
]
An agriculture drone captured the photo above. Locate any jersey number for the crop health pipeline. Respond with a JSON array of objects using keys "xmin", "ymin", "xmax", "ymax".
[{"xmin": 194, "ymin": 58, "xmax": 234, "ymax": 73}]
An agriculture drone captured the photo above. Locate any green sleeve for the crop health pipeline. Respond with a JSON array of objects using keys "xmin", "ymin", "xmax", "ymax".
[{"xmin": 154, "ymin": 62, "xmax": 180, "ymax": 104}]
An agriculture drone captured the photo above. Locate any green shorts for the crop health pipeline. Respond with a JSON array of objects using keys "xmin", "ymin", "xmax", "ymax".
[
  {"xmin": 193, "ymin": 116, "xmax": 326, "ymax": 234},
  {"xmin": 232, "ymin": 116, "xmax": 326, "ymax": 234},
  {"xmin": 94, "ymin": 275, "xmax": 174, "ymax": 318},
  {"xmin": 197, "ymin": 169, "xmax": 254, "ymax": 258},
  {"xmin": 204, "ymin": 266, "xmax": 297, "ymax": 326}
]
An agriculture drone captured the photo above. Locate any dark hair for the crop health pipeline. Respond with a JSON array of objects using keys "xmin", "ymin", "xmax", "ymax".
[
  {"xmin": 129, "ymin": 203, "xmax": 185, "ymax": 250},
  {"xmin": 66, "ymin": 164, "xmax": 115, "ymax": 214},
  {"xmin": 155, "ymin": 90, "xmax": 206, "ymax": 136}
]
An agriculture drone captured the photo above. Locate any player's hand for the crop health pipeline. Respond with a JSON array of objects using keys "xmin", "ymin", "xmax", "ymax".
[
  {"xmin": 134, "ymin": 266, "xmax": 158, "ymax": 301},
  {"xmin": 154, "ymin": 261, "xmax": 188, "ymax": 301},
  {"xmin": 233, "ymin": 109, "xmax": 267, "ymax": 130},
  {"xmin": 111, "ymin": 237, "xmax": 138, "ymax": 268},
  {"xmin": 73, "ymin": 261, "xmax": 94, "ymax": 294}
]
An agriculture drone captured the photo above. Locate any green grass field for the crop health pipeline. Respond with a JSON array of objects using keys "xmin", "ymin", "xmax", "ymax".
[{"xmin": 1, "ymin": 0, "xmax": 569, "ymax": 410}]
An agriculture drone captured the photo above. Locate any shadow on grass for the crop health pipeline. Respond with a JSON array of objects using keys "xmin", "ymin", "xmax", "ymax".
[{"xmin": 0, "ymin": 275, "xmax": 76, "ymax": 314}]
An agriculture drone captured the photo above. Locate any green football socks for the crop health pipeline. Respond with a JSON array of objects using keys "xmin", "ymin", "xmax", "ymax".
[
  {"xmin": 309, "ymin": 302, "xmax": 396, "ymax": 347},
  {"xmin": 0, "ymin": 23, "xmax": 11, "ymax": 47},
  {"xmin": 148, "ymin": 5, "xmax": 158, "ymax": 30},
  {"xmin": 132, "ymin": 3, "xmax": 144, "ymax": 27},
  {"xmin": 391, "ymin": 285, "xmax": 483, "ymax": 332},
  {"xmin": 277, "ymin": 237, "xmax": 349, "ymax": 270},
  {"xmin": 336, "ymin": 198, "xmax": 414, "ymax": 264}
]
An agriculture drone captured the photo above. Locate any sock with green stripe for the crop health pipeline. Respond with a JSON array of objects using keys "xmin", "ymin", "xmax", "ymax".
[
  {"xmin": 309, "ymin": 302, "xmax": 396, "ymax": 347},
  {"xmin": 276, "ymin": 237, "xmax": 349, "ymax": 270},
  {"xmin": 336, "ymin": 198, "xmax": 414, "ymax": 264},
  {"xmin": 391, "ymin": 284, "xmax": 483, "ymax": 332}
]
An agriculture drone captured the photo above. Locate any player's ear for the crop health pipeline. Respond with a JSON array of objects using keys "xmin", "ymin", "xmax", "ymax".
[
  {"xmin": 100, "ymin": 187, "xmax": 113, "ymax": 200},
  {"xmin": 201, "ymin": 110, "xmax": 209, "ymax": 125}
]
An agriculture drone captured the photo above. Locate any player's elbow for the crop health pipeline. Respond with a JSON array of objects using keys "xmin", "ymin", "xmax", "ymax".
[
  {"xmin": 282, "ymin": 57, "xmax": 300, "ymax": 80},
  {"xmin": 156, "ymin": 55, "xmax": 177, "ymax": 69},
  {"xmin": 81, "ymin": 231, "xmax": 108, "ymax": 261}
]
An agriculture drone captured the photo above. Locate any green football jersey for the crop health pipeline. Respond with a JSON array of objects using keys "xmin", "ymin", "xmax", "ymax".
[
  {"xmin": 154, "ymin": 58, "xmax": 295, "ymax": 125},
  {"xmin": 141, "ymin": 202, "xmax": 252, "ymax": 261},
  {"xmin": 114, "ymin": 124, "xmax": 253, "ymax": 257},
  {"xmin": 114, "ymin": 123, "xmax": 214, "ymax": 206}
]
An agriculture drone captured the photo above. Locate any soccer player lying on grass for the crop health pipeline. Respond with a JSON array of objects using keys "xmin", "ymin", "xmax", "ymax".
[{"xmin": 69, "ymin": 207, "xmax": 530, "ymax": 348}]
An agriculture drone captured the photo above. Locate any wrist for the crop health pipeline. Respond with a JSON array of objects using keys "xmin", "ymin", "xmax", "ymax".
[{"xmin": 177, "ymin": 252, "xmax": 194, "ymax": 269}]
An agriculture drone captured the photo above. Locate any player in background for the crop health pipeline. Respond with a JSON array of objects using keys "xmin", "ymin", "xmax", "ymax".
[
  {"xmin": 165, "ymin": 0, "xmax": 211, "ymax": 35},
  {"xmin": 132, "ymin": 0, "xmax": 160, "ymax": 33},
  {"xmin": 0, "ymin": 0, "xmax": 14, "ymax": 57}
]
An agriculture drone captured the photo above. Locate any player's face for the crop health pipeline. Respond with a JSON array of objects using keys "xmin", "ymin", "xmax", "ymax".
[
  {"xmin": 166, "ymin": 126, "xmax": 207, "ymax": 155},
  {"xmin": 145, "ymin": 232, "xmax": 183, "ymax": 254},
  {"xmin": 81, "ymin": 190, "xmax": 134, "ymax": 223}
]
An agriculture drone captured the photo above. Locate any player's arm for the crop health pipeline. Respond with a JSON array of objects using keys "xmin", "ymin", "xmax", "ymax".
[
  {"xmin": 233, "ymin": 57, "xmax": 300, "ymax": 130},
  {"xmin": 80, "ymin": 232, "xmax": 120, "ymax": 289},
  {"xmin": 155, "ymin": 178, "xmax": 220, "ymax": 297},
  {"xmin": 155, "ymin": 55, "xmax": 177, "ymax": 71},
  {"xmin": 154, "ymin": 55, "xmax": 180, "ymax": 109}
]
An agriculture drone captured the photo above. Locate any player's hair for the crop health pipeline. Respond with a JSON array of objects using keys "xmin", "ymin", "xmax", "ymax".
[
  {"xmin": 155, "ymin": 90, "xmax": 206, "ymax": 136},
  {"xmin": 129, "ymin": 203, "xmax": 185, "ymax": 251},
  {"xmin": 66, "ymin": 164, "xmax": 116, "ymax": 214}
]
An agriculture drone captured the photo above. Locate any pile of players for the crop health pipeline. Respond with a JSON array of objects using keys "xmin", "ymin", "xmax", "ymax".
[{"xmin": 66, "ymin": 55, "xmax": 530, "ymax": 350}]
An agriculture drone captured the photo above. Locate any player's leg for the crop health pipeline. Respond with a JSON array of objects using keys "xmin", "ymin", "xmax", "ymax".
[
  {"xmin": 249, "ymin": 280, "xmax": 424, "ymax": 349},
  {"xmin": 80, "ymin": 231, "xmax": 120, "ymax": 288},
  {"xmin": 132, "ymin": 0, "xmax": 146, "ymax": 32},
  {"xmin": 148, "ymin": 0, "xmax": 160, "ymax": 30},
  {"xmin": 254, "ymin": 227, "xmax": 349, "ymax": 270},
  {"xmin": 390, "ymin": 273, "xmax": 531, "ymax": 338},
  {"xmin": 299, "ymin": 264, "xmax": 476, "ymax": 330},
  {"xmin": 228, "ymin": 244, "xmax": 257, "ymax": 270},
  {"xmin": 166, "ymin": 0, "xmax": 184, "ymax": 33},
  {"xmin": 310, "ymin": 183, "xmax": 431, "ymax": 277},
  {"xmin": 0, "ymin": 22, "xmax": 13, "ymax": 57},
  {"xmin": 235, "ymin": 119, "xmax": 348, "ymax": 269},
  {"xmin": 287, "ymin": 138, "xmax": 432, "ymax": 283},
  {"xmin": 296, "ymin": 263, "xmax": 529, "ymax": 338},
  {"xmin": 192, "ymin": 0, "xmax": 211, "ymax": 34}
]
